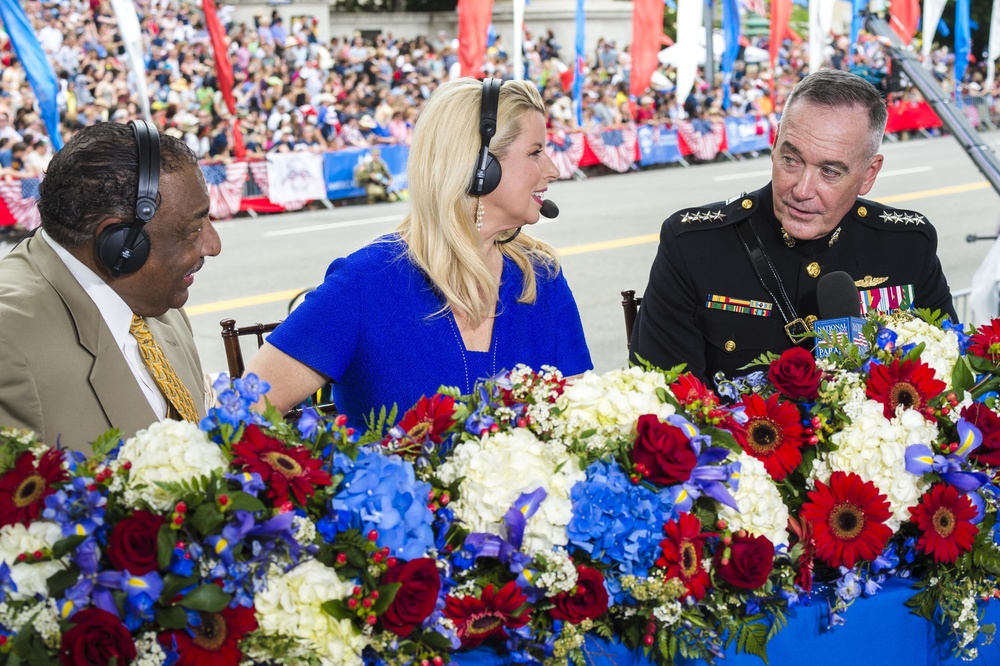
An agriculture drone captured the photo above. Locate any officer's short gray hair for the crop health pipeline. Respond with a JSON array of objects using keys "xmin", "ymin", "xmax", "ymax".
[{"xmin": 784, "ymin": 69, "xmax": 888, "ymax": 159}]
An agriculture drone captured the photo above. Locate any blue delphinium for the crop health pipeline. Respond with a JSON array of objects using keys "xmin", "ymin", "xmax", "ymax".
[
  {"xmin": 566, "ymin": 459, "xmax": 675, "ymax": 603},
  {"xmin": 328, "ymin": 448, "xmax": 435, "ymax": 560},
  {"xmin": 43, "ymin": 477, "xmax": 107, "ymax": 539}
]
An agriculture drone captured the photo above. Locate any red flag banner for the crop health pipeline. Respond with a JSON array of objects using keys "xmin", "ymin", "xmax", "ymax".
[
  {"xmin": 769, "ymin": 0, "xmax": 793, "ymax": 95},
  {"xmin": 203, "ymin": 0, "xmax": 244, "ymax": 158},
  {"xmin": 457, "ymin": 0, "xmax": 494, "ymax": 77},
  {"xmin": 889, "ymin": 0, "xmax": 920, "ymax": 44},
  {"xmin": 631, "ymin": 0, "xmax": 665, "ymax": 97}
]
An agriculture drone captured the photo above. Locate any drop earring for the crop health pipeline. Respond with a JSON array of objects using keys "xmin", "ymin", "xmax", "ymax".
[{"xmin": 475, "ymin": 197, "xmax": 484, "ymax": 231}]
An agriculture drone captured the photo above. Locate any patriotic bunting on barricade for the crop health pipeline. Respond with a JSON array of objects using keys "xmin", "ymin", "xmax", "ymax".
[
  {"xmin": 545, "ymin": 130, "xmax": 585, "ymax": 180},
  {"xmin": 585, "ymin": 125, "xmax": 637, "ymax": 173},
  {"xmin": 677, "ymin": 119, "xmax": 726, "ymax": 161},
  {"xmin": 202, "ymin": 162, "xmax": 248, "ymax": 220},
  {"xmin": 0, "ymin": 177, "xmax": 41, "ymax": 231},
  {"xmin": 249, "ymin": 160, "xmax": 306, "ymax": 212}
]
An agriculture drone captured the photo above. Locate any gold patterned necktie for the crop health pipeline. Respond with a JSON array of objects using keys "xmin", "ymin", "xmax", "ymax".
[{"xmin": 129, "ymin": 314, "xmax": 200, "ymax": 422}]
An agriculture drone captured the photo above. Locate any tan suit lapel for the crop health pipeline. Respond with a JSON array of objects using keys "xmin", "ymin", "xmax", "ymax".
[{"xmin": 32, "ymin": 234, "xmax": 160, "ymax": 435}]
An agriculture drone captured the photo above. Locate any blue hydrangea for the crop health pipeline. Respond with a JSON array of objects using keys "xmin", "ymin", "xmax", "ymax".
[
  {"xmin": 328, "ymin": 448, "xmax": 435, "ymax": 561},
  {"xmin": 566, "ymin": 459, "xmax": 675, "ymax": 603}
]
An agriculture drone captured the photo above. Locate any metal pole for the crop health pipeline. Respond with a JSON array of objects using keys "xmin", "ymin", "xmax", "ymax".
[{"xmin": 704, "ymin": 0, "xmax": 714, "ymax": 85}]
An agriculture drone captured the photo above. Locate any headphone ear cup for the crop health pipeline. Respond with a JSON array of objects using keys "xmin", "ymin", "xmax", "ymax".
[
  {"xmin": 478, "ymin": 151, "xmax": 502, "ymax": 196},
  {"xmin": 95, "ymin": 222, "xmax": 151, "ymax": 276}
]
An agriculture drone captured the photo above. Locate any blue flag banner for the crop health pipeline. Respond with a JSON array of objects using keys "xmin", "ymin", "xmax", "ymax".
[
  {"xmin": 0, "ymin": 0, "xmax": 63, "ymax": 150},
  {"xmin": 573, "ymin": 0, "xmax": 585, "ymax": 127},
  {"xmin": 323, "ymin": 145, "xmax": 409, "ymax": 201},
  {"xmin": 636, "ymin": 123, "xmax": 683, "ymax": 166},
  {"xmin": 849, "ymin": 0, "xmax": 867, "ymax": 64},
  {"xmin": 723, "ymin": 116, "xmax": 772, "ymax": 155},
  {"xmin": 955, "ymin": 0, "xmax": 971, "ymax": 89},
  {"xmin": 721, "ymin": 0, "xmax": 740, "ymax": 109}
]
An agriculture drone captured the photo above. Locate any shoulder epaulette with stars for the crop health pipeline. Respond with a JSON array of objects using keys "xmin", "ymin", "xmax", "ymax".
[
  {"xmin": 670, "ymin": 191, "xmax": 758, "ymax": 234},
  {"xmin": 850, "ymin": 198, "xmax": 932, "ymax": 235}
]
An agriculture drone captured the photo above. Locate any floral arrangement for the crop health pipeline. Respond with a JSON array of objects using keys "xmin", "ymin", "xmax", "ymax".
[{"xmin": 0, "ymin": 309, "xmax": 999, "ymax": 665}]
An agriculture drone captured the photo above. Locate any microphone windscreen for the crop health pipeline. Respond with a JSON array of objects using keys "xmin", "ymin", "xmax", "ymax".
[
  {"xmin": 817, "ymin": 271, "xmax": 862, "ymax": 319},
  {"xmin": 539, "ymin": 199, "xmax": 559, "ymax": 219}
]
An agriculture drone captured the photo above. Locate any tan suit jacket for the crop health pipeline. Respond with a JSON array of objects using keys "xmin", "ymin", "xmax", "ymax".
[{"xmin": 0, "ymin": 233, "xmax": 207, "ymax": 452}]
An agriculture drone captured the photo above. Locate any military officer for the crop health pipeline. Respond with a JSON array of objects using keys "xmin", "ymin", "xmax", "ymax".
[{"xmin": 630, "ymin": 69, "xmax": 955, "ymax": 382}]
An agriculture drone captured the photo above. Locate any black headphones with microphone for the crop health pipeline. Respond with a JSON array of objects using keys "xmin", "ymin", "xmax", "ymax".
[
  {"xmin": 95, "ymin": 119, "xmax": 160, "ymax": 277},
  {"xmin": 468, "ymin": 77, "xmax": 503, "ymax": 197}
]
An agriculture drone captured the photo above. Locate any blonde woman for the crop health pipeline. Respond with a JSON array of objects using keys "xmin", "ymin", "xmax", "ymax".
[{"xmin": 245, "ymin": 78, "xmax": 592, "ymax": 426}]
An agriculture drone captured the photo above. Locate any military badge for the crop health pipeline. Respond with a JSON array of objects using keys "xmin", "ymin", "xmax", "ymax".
[
  {"xmin": 858, "ymin": 284, "xmax": 914, "ymax": 315},
  {"xmin": 705, "ymin": 294, "xmax": 772, "ymax": 317}
]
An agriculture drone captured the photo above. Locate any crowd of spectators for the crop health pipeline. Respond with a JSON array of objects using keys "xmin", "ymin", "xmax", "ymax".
[{"xmin": 0, "ymin": 0, "xmax": 998, "ymax": 186}]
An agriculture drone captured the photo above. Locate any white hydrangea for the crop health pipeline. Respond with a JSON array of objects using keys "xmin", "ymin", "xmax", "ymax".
[
  {"xmin": 0, "ymin": 521, "xmax": 64, "ymax": 600},
  {"xmin": 114, "ymin": 419, "xmax": 228, "ymax": 512},
  {"xmin": 553, "ymin": 367, "xmax": 676, "ymax": 452},
  {"xmin": 534, "ymin": 548, "xmax": 579, "ymax": 596},
  {"xmin": 254, "ymin": 560, "xmax": 367, "ymax": 666},
  {"xmin": 811, "ymin": 400, "xmax": 936, "ymax": 531},
  {"xmin": 718, "ymin": 453, "xmax": 789, "ymax": 547},
  {"xmin": 437, "ymin": 428, "xmax": 586, "ymax": 553},
  {"xmin": 886, "ymin": 316, "xmax": 960, "ymax": 388}
]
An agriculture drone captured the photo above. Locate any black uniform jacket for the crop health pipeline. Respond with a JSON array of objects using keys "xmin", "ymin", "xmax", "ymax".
[{"xmin": 630, "ymin": 183, "xmax": 956, "ymax": 381}]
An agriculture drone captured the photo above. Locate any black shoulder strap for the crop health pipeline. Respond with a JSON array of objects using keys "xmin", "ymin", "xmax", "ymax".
[{"xmin": 734, "ymin": 219, "xmax": 809, "ymax": 343}]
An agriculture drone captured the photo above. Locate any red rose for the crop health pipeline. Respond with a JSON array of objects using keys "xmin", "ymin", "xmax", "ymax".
[
  {"xmin": 60, "ymin": 608, "xmax": 136, "ymax": 666},
  {"xmin": 381, "ymin": 558, "xmax": 441, "ymax": 637},
  {"xmin": 768, "ymin": 347, "xmax": 822, "ymax": 401},
  {"xmin": 107, "ymin": 510, "xmax": 165, "ymax": 575},
  {"xmin": 550, "ymin": 566, "xmax": 609, "ymax": 623},
  {"xmin": 962, "ymin": 403, "xmax": 1000, "ymax": 467},
  {"xmin": 633, "ymin": 414, "xmax": 698, "ymax": 485},
  {"xmin": 715, "ymin": 533, "xmax": 774, "ymax": 589}
]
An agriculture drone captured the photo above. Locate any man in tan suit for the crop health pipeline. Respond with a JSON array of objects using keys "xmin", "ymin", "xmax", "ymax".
[{"xmin": 0, "ymin": 122, "xmax": 221, "ymax": 451}]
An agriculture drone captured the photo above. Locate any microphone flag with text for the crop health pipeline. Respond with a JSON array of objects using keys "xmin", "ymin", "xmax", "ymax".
[{"xmin": 813, "ymin": 271, "xmax": 869, "ymax": 358}]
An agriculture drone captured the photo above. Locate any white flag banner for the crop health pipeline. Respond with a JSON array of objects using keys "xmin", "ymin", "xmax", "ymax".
[
  {"xmin": 674, "ymin": 0, "xmax": 703, "ymax": 115},
  {"xmin": 987, "ymin": 0, "xmax": 1000, "ymax": 92},
  {"xmin": 266, "ymin": 152, "xmax": 326, "ymax": 205},
  {"xmin": 512, "ymin": 0, "xmax": 525, "ymax": 79},
  {"xmin": 922, "ymin": 0, "xmax": 948, "ymax": 60},
  {"xmin": 808, "ymin": 0, "xmax": 837, "ymax": 73},
  {"xmin": 108, "ymin": 0, "xmax": 151, "ymax": 122}
]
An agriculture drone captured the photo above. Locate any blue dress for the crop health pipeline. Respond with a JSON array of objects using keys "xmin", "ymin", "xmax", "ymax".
[{"xmin": 267, "ymin": 236, "xmax": 593, "ymax": 429}]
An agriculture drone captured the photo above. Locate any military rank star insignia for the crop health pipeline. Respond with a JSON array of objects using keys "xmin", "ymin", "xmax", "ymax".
[
  {"xmin": 879, "ymin": 211, "xmax": 926, "ymax": 225},
  {"xmin": 680, "ymin": 210, "xmax": 726, "ymax": 224}
]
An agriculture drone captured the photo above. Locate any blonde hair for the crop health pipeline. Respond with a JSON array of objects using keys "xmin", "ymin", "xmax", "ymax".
[{"xmin": 397, "ymin": 78, "xmax": 559, "ymax": 327}]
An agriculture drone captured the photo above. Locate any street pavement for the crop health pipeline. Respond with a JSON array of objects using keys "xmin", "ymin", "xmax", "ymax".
[{"xmin": 173, "ymin": 133, "xmax": 1000, "ymax": 377}]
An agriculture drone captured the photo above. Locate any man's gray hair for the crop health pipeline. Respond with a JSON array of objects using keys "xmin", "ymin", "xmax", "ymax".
[{"xmin": 784, "ymin": 68, "xmax": 888, "ymax": 158}]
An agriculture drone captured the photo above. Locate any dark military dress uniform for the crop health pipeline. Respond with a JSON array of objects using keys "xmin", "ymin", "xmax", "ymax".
[{"xmin": 630, "ymin": 183, "xmax": 956, "ymax": 381}]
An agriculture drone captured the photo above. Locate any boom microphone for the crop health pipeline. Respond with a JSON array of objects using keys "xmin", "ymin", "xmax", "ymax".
[
  {"xmin": 539, "ymin": 199, "xmax": 559, "ymax": 219},
  {"xmin": 813, "ymin": 271, "xmax": 867, "ymax": 358},
  {"xmin": 817, "ymin": 271, "xmax": 862, "ymax": 318}
]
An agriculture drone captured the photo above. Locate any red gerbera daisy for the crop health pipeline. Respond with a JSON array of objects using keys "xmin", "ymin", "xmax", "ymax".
[
  {"xmin": 800, "ymin": 471, "xmax": 893, "ymax": 568},
  {"xmin": 734, "ymin": 394, "xmax": 807, "ymax": 481},
  {"xmin": 444, "ymin": 581, "xmax": 532, "ymax": 649},
  {"xmin": 0, "ymin": 449, "xmax": 67, "ymax": 527},
  {"xmin": 908, "ymin": 484, "xmax": 979, "ymax": 564},
  {"xmin": 231, "ymin": 426, "xmax": 332, "ymax": 507},
  {"xmin": 787, "ymin": 515, "xmax": 816, "ymax": 593},
  {"xmin": 969, "ymin": 319, "xmax": 1000, "ymax": 363},
  {"xmin": 866, "ymin": 358, "xmax": 945, "ymax": 421},
  {"xmin": 656, "ymin": 512, "xmax": 711, "ymax": 601},
  {"xmin": 158, "ymin": 605, "xmax": 258, "ymax": 666},
  {"xmin": 396, "ymin": 394, "xmax": 456, "ymax": 444}
]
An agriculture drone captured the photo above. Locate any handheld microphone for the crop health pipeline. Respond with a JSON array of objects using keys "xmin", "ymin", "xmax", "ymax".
[
  {"xmin": 539, "ymin": 199, "xmax": 559, "ymax": 219},
  {"xmin": 813, "ymin": 271, "xmax": 867, "ymax": 358}
]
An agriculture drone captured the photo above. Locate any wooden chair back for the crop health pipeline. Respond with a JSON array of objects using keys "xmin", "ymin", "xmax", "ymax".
[
  {"xmin": 621, "ymin": 290, "xmax": 642, "ymax": 351},
  {"xmin": 219, "ymin": 318, "xmax": 337, "ymax": 420}
]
